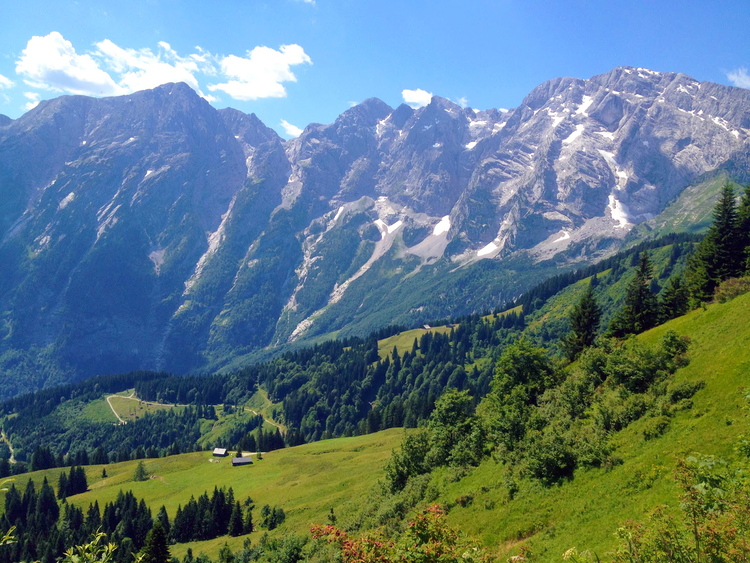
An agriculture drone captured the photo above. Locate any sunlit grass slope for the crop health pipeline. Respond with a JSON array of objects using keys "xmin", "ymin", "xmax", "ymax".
[
  {"xmin": 438, "ymin": 291, "xmax": 750, "ymax": 562},
  {"xmin": 15, "ymin": 428, "xmax": 401, "ymax": 560}
]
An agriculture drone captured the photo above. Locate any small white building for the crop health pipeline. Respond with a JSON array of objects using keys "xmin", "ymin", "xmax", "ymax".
[{"xmin": 212, "ymin": 448, "xmax": 228, "ymax": 457}]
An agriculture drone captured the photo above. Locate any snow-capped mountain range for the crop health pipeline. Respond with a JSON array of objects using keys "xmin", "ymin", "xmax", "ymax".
[{"xmin": 0, "ymin": 66, "xmax": 748, "ymax": 391}]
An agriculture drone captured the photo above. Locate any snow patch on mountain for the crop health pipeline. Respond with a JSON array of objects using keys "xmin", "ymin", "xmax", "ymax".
[
  {"xmin": 477, "ymin": 241, "xmax": 499, "ymax": 257},
  {"xmin": 563, "ymin": 124, "xmax": 585, "ymax": 144},
  {"xmin": 289, "ymin": 203, "xmax": 406, "ymax": 341},
  {"xmin": 58, "ymin": 192, "xmax": 75, "ymax": 210},
  {"xmin": 576, "ymin": 95, "xmax": 594, "ymax": 116},
  {"xmin": 374, "ymin": 219, "xmax": 403, "ymax": 236},
  {"xmin": 608, "ymin": 194, "xmax": 632, "ymax": 228},
  {"xmin": 433, "ymin": 215, "xmax": 450, "ymax": 236}
]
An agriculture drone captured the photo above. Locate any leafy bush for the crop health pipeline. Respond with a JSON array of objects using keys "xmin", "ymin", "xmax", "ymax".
[
  {"xmin": 641, "ymin": 415, "xmax": 670, "ymax": 440},
  {"xmin": 312, "ymin": 504, "xmax": 491, "ymax": 563},
  {"xmin": 714, "ymin": 276, "xmax": 750, "ymax": 303},
  {"xmin": 612, "ymin": 456, "xmax": 750, "ymax": 562},
  {"xmin": 667, "ymin": 379, "xmax": 705, "ymax": 403}
]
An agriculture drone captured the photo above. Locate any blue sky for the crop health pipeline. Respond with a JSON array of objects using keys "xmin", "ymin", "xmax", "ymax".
[{"xmin": 1, "ymin": 0, "xmax": 748, "ymax": 138}]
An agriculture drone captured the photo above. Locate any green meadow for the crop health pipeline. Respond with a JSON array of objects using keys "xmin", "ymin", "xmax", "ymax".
[
  {"xmin": 377, "ymin": 325, "xmax": 454, "ymax": 359},
  {"xmin": 4, "ymin": 289, "xmax": 749, "ymax": 562},
  {"xmin": 15, "ymin": 429, "xmax": 401, "ymax": 560}
]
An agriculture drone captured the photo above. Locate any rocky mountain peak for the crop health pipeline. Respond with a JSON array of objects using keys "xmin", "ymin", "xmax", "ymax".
[{"xmin": 0, "ymin": 67, "xmax": 748, "ymax": 388}]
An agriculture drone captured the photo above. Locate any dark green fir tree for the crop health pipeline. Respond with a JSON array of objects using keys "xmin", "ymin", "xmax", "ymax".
[
  {"xmin": 561, "ymin": 281, "xmax": 601, "ymax": 361},
  {"xmin": 659, "ymin": 275, "xmax": 690, "ymax": 323},
  {"xmin": 609, "ymin": 251, "xmax": 658, "ymax": 337},
  {"xmin": 139, "ymin": 521, "xmax": 170, "ymax": 563},
  {"xmin": 686, "ymin": 183, "xmax": 744, "ymax": 304}
]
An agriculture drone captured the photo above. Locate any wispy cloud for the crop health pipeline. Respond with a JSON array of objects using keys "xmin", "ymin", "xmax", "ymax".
[
  {"xmin": 727, "ymin": 67, "xmax": 750, "ymax": 89},
  {"xmin": 0, "ymin": 74, "xmax": 14, "ymax": 89},
  {"xmin": 402, "ymin": 88, "xmax": 432, "ymax": 108},
  {"xmin": 13, "ymin": 32, "xmax": 312, "ymax": 104},
  {"xmin": 93, "ymin": 39, "xmax": 212, "ymax": 98},
  {"xmin": 280, "ymin": 119, "xmax": 303, "ymax": 137},
  {"xmin": 23, "ymin": 92, "xmax": 40, "ymax": 111}
]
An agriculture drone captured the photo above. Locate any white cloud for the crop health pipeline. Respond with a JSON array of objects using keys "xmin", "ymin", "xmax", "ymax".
[
  {"xmin": 16, "ymin": 32, "xmax": 122, "ymax": 95},
  {"xmin": 93, "ymin": 39, "xmax": 210, "ymax": 97},
  {"xmin": 23, "ymin": 92, "xmax": 40, "ymax": 111},
  {"xmin": 0, "ymin": 74, "xmax": 14, "ymax": 89},
  {"xmin": 280, "ymin": 119, "xmax": 303, "ymax": 137},
  {"xmin": 456, "ymin": 96, "xmax": 468, "ymax": 108},
  {"xmin": 208, "ymin": 44, "xmax": 312, "ymax": 101},
  {"xmin": 727, "ymin": 67, "xmax": 750, "ymax": 89},
  {"xmin": 13, "ymin": 32, "xmax": 312, "ymax": 105},
  {"xmin": 402, "ymin": 88, "xmax": 432, "ymax": 108}
]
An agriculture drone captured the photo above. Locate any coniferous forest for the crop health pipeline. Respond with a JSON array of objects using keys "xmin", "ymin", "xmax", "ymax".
[{"xmin": 0, "ymin": 184, "xmax": 749, "ymax": 562}]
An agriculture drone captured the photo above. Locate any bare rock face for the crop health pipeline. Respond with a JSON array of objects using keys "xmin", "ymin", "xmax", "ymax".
[{"xmin": 0, "ymin": 68, "xmax": 748, "ymax": 391}]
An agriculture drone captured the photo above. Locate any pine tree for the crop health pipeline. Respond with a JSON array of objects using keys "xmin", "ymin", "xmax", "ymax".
[
  {"xmin": 609, "ymin": 251, "xmax": 658, "ymax": 337},
  {"xmin": 139, "ymin": 521, "xmax": 170, "ymax": 563},
  {"xmin": 133, "ymin": 460, "xmax": 148, "ymax": 482},
  {"xmin": 686, "ymin": 183, "xmax": 744, "ymax": 304},
  {"xmin": 659, "ymin": 275, "xmax": 690, "ymax": 322},
  {"xmin": 708, "ymin": 183, "xmax": 743, "ymax": 281},
  {"xmin": 561, "ymin": 281, "xmax": 601, "ymax": 361},
  {"xmin": 737, "ymin": 184, "xmax": 750, "ymax": 272},
  {"xmin": 58, "ymin": 471, "xmax": 69, "ymax": 500},
  {"xmin": 36, "ymin": 477, "xmax": 60, "ymax": 529},
  {"xmin": 228, "ymin": 501, "xmax": 244, "ymax": 536},
  {"xmin": 685, "ymin": 251, "xmax": 712, "ymax": 306},
  {"xmin": 156, "ymin": 505, "xmax": 170, "ymax": 539}
]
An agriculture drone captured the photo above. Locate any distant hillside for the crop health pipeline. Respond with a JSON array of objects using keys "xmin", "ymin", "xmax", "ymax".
[{"xmin": 0, "ymin": 234, "xmax": 702, "ymax": 463}]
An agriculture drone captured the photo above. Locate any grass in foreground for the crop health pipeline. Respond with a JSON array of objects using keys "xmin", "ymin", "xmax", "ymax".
[{"xmin": 437, "ymin": 292, "xmax": 750, "ymax": 561}]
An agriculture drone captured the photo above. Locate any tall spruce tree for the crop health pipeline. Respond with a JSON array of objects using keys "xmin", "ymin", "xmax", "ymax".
[
  {"xmin": 709, "ymin": 183, "xmax": 743, "ymax": 280},
  {"xmin": 139, "ymin": 521, "xmax": 170, "ymax": 563},
  {"xmin": 686, "ymin": 183, "xmax": 743, "ymax": 304},
  {"xmin": 609, "ymin": 251, "xmax": 658, "ymax": 337},
  {"xmin": 133, "ymin": 460, "xmax": 148, "ymax": 482},
  {"xmin": 738, "ymin": 184, "xmax": 750, "ymax": 272},
  {"xmin": 561, "ymin": 281, "xmax": 601, "ymax": 361},
  {"xmin": 659, "ymin": 275, "xmax": 690, "ymax": 323},
  {"xmin": 228, "ymin": 501, "xmax": 244, "ymax": 536}
]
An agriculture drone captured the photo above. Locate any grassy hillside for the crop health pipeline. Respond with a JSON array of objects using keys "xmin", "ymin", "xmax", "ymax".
[
  {"xmin": 377, "ymin": 325, "xmax": 453, "ymax": 359},
  {"xmin": 437, "ymin": 291, "xmax": 750, "ymax": 561},
  {"xmin": 630, "ymin": 173, "xmax": 733, "ymax": 240},
  {"xmin": 8, "ymin": 429, "xmax": 402, "ymax": 560},
  {"xmin": 4, "ymin": 292, "xmax": 749, "ymax": 562}
]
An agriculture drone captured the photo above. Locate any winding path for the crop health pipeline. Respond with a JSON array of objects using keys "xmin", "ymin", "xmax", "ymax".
[
  {"xmin": 0, "ymin": 429, "xmax": 16, "ymax": 464},
  {"xmin": 245, "ymin": 407, "xmax": 285, "ymax": 434},
  {"xmin": 105, "ymin": 391, "xmax": 134, "ymax": 424},
  {"xmin": 105, "ymin": 390, "xmax": 285, "ymax": 433}
]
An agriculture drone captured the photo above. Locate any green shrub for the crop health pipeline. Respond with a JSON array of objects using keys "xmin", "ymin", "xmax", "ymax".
[
  {"xmin": 667, "ymin": 379, "xmax": 705, "ymax": 403},
  {"xmin": 642, "ymin": 415, "xmax": 670, "ymax": 440},
  {"xmin": 714, "ymin": 276, "xmax": 750, "ymax": 303}
]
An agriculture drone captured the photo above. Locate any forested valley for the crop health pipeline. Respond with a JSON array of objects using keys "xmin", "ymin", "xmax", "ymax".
[{"xmin": 1, "ymin": 183, "xmax": 749, "ymax": 562}]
